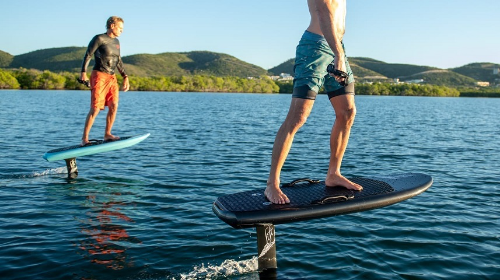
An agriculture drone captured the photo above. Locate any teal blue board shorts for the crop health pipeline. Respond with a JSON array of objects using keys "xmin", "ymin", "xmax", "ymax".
[{"xmin": 292, "ymin": 31, "xmax": 355, "ymax": 100}]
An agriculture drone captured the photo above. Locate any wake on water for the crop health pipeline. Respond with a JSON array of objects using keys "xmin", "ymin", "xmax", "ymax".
[
  {"xmin": 1, "ymin": 167, "xmax": 67, "ymax": 180},
  {"xmin": 31, "ymin": 167, "xmax": 67, "ymax": 177},
  {"xmin": 178, "ymin": 257, "xmax": 258, "ymax": 280}
]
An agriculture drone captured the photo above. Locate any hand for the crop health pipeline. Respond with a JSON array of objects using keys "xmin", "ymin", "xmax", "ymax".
[
  {"xmin": 77, "ymin": 72, "xmax": 90, "ymax": 88},
  {"xmin": 332, "ymin": 69, "xmax": 349, "ymax": 86},
  {"xmin": 77, "ymin": 72, "xmax": 90, "ymax": 87},
  {"xmin": 122, "ymin": 76, "xmax": 130, "ymax": 92},
  {"xmin": 326, "ymin": 59, "xmax": 349, "ymax": 86},
  {"xmin": 80, "ymin": 72, "xmax": 88, "ymax": 81},
  {"xmin": 334, "ymin": 56, "xmax": 348, "ymax": 85}
]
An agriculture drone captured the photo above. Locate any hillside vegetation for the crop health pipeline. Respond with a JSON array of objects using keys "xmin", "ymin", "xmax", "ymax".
[
  {"xmin": 0, "ymin": 50, "xmax": 14, "ymax": 68},
  {"xmin": 10, "ymin": 47, "xmax": 86, "ymax": 73},
  {"xmin": 349, "ymin": 57, "xmax": 438, "ymax": 78},
  {"xmin": 268, "ymin": 58, "xmax": 294, "ymax": 75},
  {"xmin": 270, "ymin": 57, "xmax": 500, "ymax": 88},
  {"xmin": 452, "ymin": 63, "xmax": 500, "ymax": 83},
  {"xmin": 397, "ymin": 70, "xmax": 477, "ymax": 87},
  {"xmin": 1, "ymin": 46, "xmax": 499, "ymax": 96},
  {"xmin": 0, "ymin": 67, "xmax": 278, "ymax": 93},
  {"xmin": 3, "ymin": 47, "xmax": 267, "ymax": 78},
  {"xmin": 3, "ymin": 47, "xmax": 499, "ymax": 87},
  {"xmin": 268, "ymin": 57, "xmax": 390, "ymax": 80}
]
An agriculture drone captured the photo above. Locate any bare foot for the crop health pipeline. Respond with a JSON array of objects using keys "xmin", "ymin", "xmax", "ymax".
[
  {"xmin": 81, "ymin": 139, "xmax": 90, "ymax": 146},
  {"xmin": 104, "ymin": 134, "xmax": 120, "ymax": 142},
  {"xmin": 325, "ymin": 174, "xmax": 363, "ymax": 191},
  {"xmin": 264, "ymin": 184, "xmax": 290, "ymax": 204}
]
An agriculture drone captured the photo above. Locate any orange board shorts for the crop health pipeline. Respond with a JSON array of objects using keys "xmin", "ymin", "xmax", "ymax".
[{"xmin": 90, "ymin": 70, "xmax": 119, "ymax": 110}]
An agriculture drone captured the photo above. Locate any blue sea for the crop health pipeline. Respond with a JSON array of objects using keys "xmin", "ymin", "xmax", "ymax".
[{"xmin": 0, "ymin": 90, "xmax": 498, "ymax": 279}]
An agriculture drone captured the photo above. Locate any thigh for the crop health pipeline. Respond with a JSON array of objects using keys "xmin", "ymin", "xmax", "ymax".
[
  {"xmin": 105, "ymin": 79, "xmax": 120, "ymax": 106},
  {"xmin": 327, "ymin": 82, "xmax": 355, "ymax": 99},
  {"xmin": 90, "ymin": 71, "xmax": 107, "ymax": 110},
  {"xmin": 285, "ymin": 97, "xmax": 315, "ymax": 123},
  {"xmin": 329, "ymin": 93, "xmax": 355, "ymax": 115},
  {"xmin": 293, "ymin": 42, "xmax": 333, "ymax": 98}
]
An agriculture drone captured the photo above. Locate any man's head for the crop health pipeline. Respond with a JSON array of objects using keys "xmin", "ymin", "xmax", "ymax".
[{"xmin": 106, "ymin": 16, "xmax": 124, "ymax": 38}]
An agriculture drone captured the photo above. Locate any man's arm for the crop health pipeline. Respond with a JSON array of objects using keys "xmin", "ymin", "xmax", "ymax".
[
  {"xmin": 116, "ymin": 56, "xmax": 129, "ymax": 92},
  {"xmin": 314, "ymin": 0, "xmax": 347, "ymax": 75},
  {"xmin": 80, "ymin": 35, "xmax": 100, "ymax": 81}
]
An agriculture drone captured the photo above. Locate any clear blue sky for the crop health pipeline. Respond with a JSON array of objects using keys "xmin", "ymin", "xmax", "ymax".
[{"xmin": 1, "ymin": 0, "xmax": 499, "ymax": 70}]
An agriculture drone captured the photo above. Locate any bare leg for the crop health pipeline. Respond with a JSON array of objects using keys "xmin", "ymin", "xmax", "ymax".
[
  {"xmin": 265, "ymin": 98, "xmax": 315, "ymax": 204},
  {"xmin": 104, "ymin": 101, "xmax": 120, "ymax": 141},
  {"xmin": 325, "ymin": 94, "xmax": 363, "ymax": 190},
  {"xmin": 81, "ymin": 108, "xmax": 100, "ymax": 146}
]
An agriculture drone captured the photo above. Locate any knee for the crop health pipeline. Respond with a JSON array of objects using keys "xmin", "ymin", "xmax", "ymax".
[
  {"xmin": 88, "ymin": 108, "xmax": 99, "ymax": 118},
  {"xmin": 285, "ymin": 113, "xmax": 309, "ymax": 131},
  {"xmin": 108, "ymin": 102, "xmax": 118, "ymax": 112},
  {"xmin": 337, "ymin": 105, "xmax": 356, "ymax": 126}
]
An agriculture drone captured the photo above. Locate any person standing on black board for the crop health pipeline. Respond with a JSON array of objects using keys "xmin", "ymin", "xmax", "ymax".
[
  {"xmin": 265, "ymin": 0, "xmax": 363, "ymax": 204},
  {"xmin": 79, "ymin": 16, "xmax": 130, "ymax": 146}
]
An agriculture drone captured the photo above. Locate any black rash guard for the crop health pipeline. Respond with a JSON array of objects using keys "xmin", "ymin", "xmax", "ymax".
[{"xmin": 81, "ymin": 33, "xmax": 127, "ymax": 77}]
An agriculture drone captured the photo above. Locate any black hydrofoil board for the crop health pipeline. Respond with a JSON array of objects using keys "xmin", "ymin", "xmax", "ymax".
[{"xmin": 213, "ymin": 173, "xmax": 432, "ymax": 229}]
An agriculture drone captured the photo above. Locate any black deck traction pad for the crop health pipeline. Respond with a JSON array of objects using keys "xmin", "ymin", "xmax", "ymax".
[
  {"xmin": 46, "ymin": 136, "xmax": 134, "ymax": 153},
  {"xmin": 216, "ymin": 177, "xmax": 395, "ymax": 212}
]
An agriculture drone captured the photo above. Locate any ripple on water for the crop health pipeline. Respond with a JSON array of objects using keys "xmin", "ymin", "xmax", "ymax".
[{"xmin": 0, "ymin": 92, "xmax": 499, "ymax": 279}]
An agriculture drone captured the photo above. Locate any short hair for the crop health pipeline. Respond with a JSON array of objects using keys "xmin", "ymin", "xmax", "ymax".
[{"xmin": 106, "ymin": 16, "xmax": 124, "ymax": 29}]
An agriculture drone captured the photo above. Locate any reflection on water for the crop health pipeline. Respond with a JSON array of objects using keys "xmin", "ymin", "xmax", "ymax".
[
  {"xmin": 58, "ymin": 179, "xmax": 147, "ymax": 279},
  {"xmin": 79, "ymin": 194, "xmax": 138, "ymax": 270}
]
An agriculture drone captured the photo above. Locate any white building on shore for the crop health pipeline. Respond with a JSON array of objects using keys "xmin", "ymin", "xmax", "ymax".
[{"xmin": 269, "ymin": 73, "xmax": 294, "ymax": 81}]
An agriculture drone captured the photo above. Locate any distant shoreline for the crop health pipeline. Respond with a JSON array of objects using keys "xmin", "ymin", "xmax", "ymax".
[
  {"xmin": 1, "ymin": 88, "xmax": 498, "ymax": 98},
  {"xmin": 1, "ymin": 68, "xmax": 499, "ymax": 97},
  {"xmin": 2, "ymin": 48, "xmax": 499, "ymax": 90}
]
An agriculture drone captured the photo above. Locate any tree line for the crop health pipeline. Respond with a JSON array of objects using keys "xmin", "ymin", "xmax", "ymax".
[
  {"xmin": 1, "ymin": 68, "xmax": 498, "ymax": 97},
  {"xmin": 0, "ymin": 68, "xmax": 279, "ymax": 93},
  {"xmin": 276, "ymin": 81, "xmax": 461, "ymax": 97}
]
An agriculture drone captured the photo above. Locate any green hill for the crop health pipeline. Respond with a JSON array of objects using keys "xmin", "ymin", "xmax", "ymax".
[
  {"xmin": 268, "ymin": 57, "xmax": 390, "ymax": 82},
  {"xmin": 451, "ymin": 63, "xmax": 500, "ymax": 83},
  {"xmin": 267, "ymin": 56, "xmax": 490, "ymax": 86},
  {"xmin": 10, "ymin": 47, "xmax": 86, "ymax": 72},
  {"xmin": 268, "ymin": 57, "xmax": 389, "ymax": 80},
  {"xmin": 268, "ymin": 58, "xmax": 294, "ymax": 75},
  {"xmin": 397, "ymin": 70, "xmax": 478, "ymax": 87},
  {"xmin": 1, "ymin": 46, "xmax": 498, "ymax": 86},
  {"xmin": 349, "ymin": 57, "xmax": 438, "ymax": 78},
  {"xmin": 123, "ymin": 51, "xmax": 268, "ymax": 77},
  {"xmin": 177, "ymin": 51, "xmax": 267, "ymax": 77},
  {"xmin": 122, "ymin": 53, "xmax": 192, "ymax": 76},
  {"xmin": 0, "ymin": 50, "xmax": 13, "ymax": 68},
  {"xmin": 349, "ymin": 58, "xmax": 388, "ymax": 80},
  {"xmin": 2, "ymin": 47, "xmax": 267, "ymax": 78},
  {"xmin": 353, "ymin": 60, "xmax": 480, "ymax": 87}
]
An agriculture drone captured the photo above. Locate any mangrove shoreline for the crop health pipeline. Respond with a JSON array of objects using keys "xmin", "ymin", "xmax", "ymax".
[{"xmin": 1, "ymin": 68, "xmax": 498, "ymax": 97}]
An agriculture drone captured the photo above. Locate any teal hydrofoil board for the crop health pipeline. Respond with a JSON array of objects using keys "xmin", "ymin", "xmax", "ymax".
[{"xmin": 43, "ymin": 133, "xmax": 150, "ymax": 178}]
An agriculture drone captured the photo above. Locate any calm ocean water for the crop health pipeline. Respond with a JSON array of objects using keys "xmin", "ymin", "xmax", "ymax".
[{"xmin": 0, "ymin": 90, "xmax": 498, "ymax": 280}]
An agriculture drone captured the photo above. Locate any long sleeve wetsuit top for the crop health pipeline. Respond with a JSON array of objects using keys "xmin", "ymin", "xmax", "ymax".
[{"xmin": 81, "ymin": 33, "xmax": 127, "ymax": 77}]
